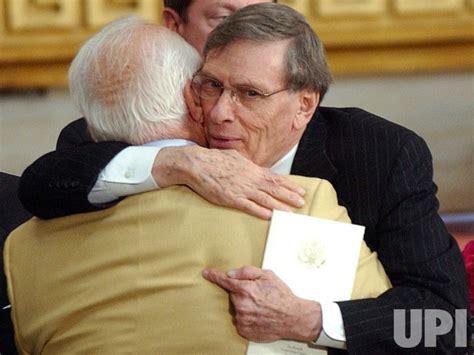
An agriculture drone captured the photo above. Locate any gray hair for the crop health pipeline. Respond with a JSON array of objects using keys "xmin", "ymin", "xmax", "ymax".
[
  {"xmin": 204, "ymin": 3, "xmax": 332, "ymax": 100},
  {"xmin": 69, "ymin": 16, "xmax": 201, "ymax": 144}
]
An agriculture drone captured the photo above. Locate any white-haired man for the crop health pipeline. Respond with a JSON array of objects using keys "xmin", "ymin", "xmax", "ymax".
[
  {"xmin": 0, "ymin": 1, "xmax": 288, "ymax": 351},
  {"xmin": 6, "ymin": 16, "xmax": 391, "ymax": 354}
]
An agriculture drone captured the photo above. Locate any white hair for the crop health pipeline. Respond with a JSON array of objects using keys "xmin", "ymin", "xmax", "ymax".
[{"xmin": 69, "ymin": 16, "xmax": 202, "ymax": 144}]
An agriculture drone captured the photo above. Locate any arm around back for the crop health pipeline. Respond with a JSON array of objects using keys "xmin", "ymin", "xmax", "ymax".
[{"xmin": 19, "ymin": 118, "xmax": 129, "ymax": 219}]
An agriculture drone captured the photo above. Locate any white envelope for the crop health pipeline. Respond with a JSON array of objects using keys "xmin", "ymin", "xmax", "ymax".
[{"xmin": 247, "ymin": 210, "xmax": 365, "ymax": 355}]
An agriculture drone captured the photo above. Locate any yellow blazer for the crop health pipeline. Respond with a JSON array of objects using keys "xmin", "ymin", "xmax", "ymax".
[{"xmin": 5, "ymin": 176, "xmax": 391, "ymax": 354}]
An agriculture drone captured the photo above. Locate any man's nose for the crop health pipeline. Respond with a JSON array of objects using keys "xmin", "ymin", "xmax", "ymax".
[{"xmin": 207, "ymin": 91, "xmax": 236, "ymax": 124}]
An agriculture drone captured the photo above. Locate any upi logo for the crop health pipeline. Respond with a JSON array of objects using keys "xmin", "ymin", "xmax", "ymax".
[{"xmin": 393, "ymin": 309, "xmax": 469, "ymax": 348}]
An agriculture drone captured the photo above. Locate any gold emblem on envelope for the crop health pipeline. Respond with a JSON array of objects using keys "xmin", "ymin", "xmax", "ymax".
[{"xmin": 297, "ymin": 239, "xmax": 326, "ymax": 269}]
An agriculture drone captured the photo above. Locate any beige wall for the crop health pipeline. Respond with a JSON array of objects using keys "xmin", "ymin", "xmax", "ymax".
[
  {"xmin": 1, "ymin": 90, "xmax": 79, "ymax": 175},
  {"xmin": 1, "ymin": 71, "xmax": 473, "ymax": 212}
]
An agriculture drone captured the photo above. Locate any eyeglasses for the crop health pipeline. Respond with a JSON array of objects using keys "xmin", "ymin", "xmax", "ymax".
[{"xmin": 191, "ymin": 71, "xmax": 288, "ymax": 110}]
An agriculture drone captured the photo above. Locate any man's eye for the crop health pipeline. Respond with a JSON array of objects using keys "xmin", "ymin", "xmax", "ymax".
[
  {"xmin": 208, "ymin": 13, "xmax": 230, "ymax": 27},
  {"xmin": 242, "ymin": 89, "xmax": 261, "ymax": 98},
  {"xmin": 202, "ymin": 79, "xmax": 221, "ymax": 90},
  {"xmin": 212, "ymin": 11, "xmax": 231, "ymax": 21}
]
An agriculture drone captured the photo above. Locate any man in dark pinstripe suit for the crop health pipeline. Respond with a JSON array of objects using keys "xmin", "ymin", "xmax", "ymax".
[{"xmin": 17, "ymin": 3, "xmax": 469, "ymax": 354}]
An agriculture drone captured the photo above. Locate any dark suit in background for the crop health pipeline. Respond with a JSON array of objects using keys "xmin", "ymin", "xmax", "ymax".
[
  {"xmin": 19, "ymin": 107, "xmax": 470, "ymax": 353},
  {"xmin": 0, "ymin": 173, "xmax": 31, "ymax": 355}
]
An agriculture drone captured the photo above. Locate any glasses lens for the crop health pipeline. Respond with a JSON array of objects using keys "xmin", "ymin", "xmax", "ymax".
[
  {"xmin": 236, "ymin": 87, "xmax": 262, "ymax": 104},
  {"xmin": 192, "ymin": 74, "xmax": 222, "ymax": 100},
  {"xmin": 200, "ymin": 78, "xmax": 222, "ymax": 99},
  {"xmin": 191, "ymin": 74, "xmax": 202, "ymax": 96}
]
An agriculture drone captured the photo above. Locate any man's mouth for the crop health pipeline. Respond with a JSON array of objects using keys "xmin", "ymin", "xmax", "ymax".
[{"xmin": 208, "ymin": 135, "xmax": 241, "ymax": 149}]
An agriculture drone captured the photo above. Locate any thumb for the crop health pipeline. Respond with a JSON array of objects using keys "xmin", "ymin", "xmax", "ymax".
[{"xmin": 227, "ymin": 266, "xmax": 264, "ymax": 280}]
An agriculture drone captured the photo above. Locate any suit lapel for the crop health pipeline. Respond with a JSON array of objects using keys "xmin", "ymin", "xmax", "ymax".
[{"xmin": 291, "ymin": 109, "xmax": 338, "ymax": 185}]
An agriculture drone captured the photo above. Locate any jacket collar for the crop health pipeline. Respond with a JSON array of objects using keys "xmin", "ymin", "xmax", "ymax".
[{"xmin": 291, "ymin": 108, "xmax": 338, "ymax": 185}]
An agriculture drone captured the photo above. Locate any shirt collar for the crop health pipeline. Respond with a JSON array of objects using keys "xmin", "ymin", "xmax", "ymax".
[
  {"xmin": 271, "ymin": 144, "xmax": 298, "ymax": 175},
  {"xmin": 143, "ymin": 139, "xmax": 196, "ymax": 149}
]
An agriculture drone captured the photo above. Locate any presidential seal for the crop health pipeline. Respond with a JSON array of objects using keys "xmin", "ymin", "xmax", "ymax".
[{"xmin": 297, "ymin": 239, "xmax": 326, "ymax": 269}]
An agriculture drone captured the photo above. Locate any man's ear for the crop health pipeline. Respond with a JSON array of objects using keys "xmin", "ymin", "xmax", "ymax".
[
  {"xmin": 293, "ymin": 91, "xmax": 320, "ymax": 130},
  {"xmin": 183, "ymin": 80, "xmax": 203, "ymax": 124},
  {"xmin": 162, "ymin": 8, "xmax": 182, "ymax": 33}
]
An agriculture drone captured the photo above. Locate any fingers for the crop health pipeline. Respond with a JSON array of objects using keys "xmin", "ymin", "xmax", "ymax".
[
  {"xmin": 251, "ymin": 191, "xmax": 293, "ymax": 213},
  {"xmin": 202, "ymin": 268, "xmax": 240, "ymax": 292},
  {"xmin": 227, "ymin": 266, "xmax": 264, "ymax": 280},
  {"xmin": 266, "ymin": 172, "xmax": 306, "ymax": 196},
  {"xmin": 261, "ymin": 173, "xmax": 306, "ymax": 209},
  {"xmin": 233, "ymin": 198, "xmax": 273, "ymax": 220},
  {"xmin": 233, "ymin": 183, "xmax": 306, "ymax": 220},
  {"xmin": 234, "ymin": 189, "xmax": 304, "ymax": 220},
  {"xmin": 182, "ymin": 148, "xmax": 307, "ymax": 217},
  {"xmin": 203, "ymin": 266, "xmax": 264, "ymax": 290}
]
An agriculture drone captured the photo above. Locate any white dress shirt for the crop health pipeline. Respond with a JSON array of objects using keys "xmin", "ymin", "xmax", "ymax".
[
  {"xmin": 88, "ymin": 139, "xmax": 194, "ymax": 204},
  {"xmin": 88, "ymin": 143, "xmax": 346, "ymax": 349}
]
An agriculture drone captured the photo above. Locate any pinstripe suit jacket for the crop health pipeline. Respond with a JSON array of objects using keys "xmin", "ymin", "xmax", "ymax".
[
  {"xmin": 18, "ymin": 107, "xmax": 470, "ymax": 353},
  {"xmin": 292, "ymin": 107, "xmax": 469, "ymax": 353}
]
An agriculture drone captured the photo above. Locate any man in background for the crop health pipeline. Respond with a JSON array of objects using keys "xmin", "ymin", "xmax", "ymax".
[{"xmin": 6, "ymin": 17, "xmax": 390, "ymax": 353}]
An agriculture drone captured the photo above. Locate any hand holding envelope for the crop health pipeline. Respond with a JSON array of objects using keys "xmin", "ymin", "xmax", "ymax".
[
  {"xmin": 202, "ymin": 265, "xmax": 323, "ymax": 343},
  {"xmin": 203, "ymin": 210, "xmax": 366, "ymax": 355}
]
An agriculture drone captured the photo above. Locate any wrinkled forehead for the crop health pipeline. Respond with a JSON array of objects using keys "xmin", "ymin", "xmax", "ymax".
[
  {"xmin": 203, "ymin": 39, "xmax": 292, "ymax": 66},
  {"xmin": 202, "ymin": 39, "xmax": 290, "ymax": 87}
]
